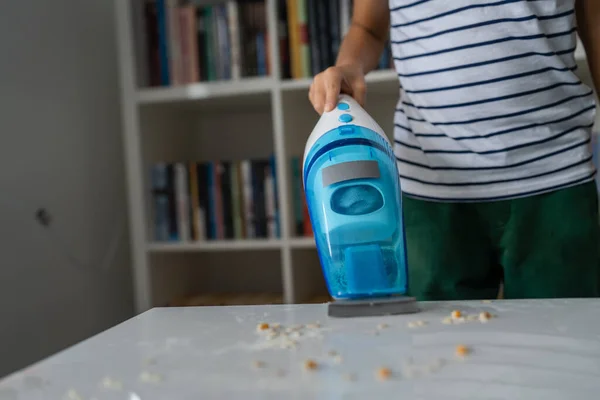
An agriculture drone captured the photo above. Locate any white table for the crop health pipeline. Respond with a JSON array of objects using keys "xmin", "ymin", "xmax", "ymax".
[{"xmin": 1, "ymin": 299, "xmax": 600, "ymax": 400}]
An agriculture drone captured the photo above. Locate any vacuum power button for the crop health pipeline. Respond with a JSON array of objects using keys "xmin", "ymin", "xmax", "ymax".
[
  {"xmin": 339, "ymin": 114, "xmax": 353, "ymax": 123},
  {"xmin": 337, "ymin": 102, "xmax": 350, "ymax": 111}
]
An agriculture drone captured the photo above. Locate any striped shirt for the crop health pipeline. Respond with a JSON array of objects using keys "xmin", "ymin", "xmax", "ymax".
[{"xmin": 389, "ymin": 0, "xmax": 597, "ymax": 201}]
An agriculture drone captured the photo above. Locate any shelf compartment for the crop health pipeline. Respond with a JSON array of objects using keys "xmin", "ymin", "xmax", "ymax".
[
  {"xmin": 149, "ymin": 249, "xmax": 283, "ymax": 307},
  {"xmin": 290, "ymin": 248, "xmax": 329, "ymax": 303}
]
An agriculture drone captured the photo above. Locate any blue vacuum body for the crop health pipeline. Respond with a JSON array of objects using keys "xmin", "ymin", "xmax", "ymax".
[{"xmin": 302, "ymin": 94, "xmax": 409, "ymax": 300}]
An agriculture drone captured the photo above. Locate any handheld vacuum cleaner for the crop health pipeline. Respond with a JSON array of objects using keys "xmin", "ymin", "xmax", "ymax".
[{"xmin": 303, "ymin": 94, "xmax": 418, "ymax": 318}]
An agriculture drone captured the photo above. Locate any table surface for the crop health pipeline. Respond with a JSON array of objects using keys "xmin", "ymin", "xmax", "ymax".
[{"xmin": 1, "ymin": 299, "xmax": 600, "ymax": 400}]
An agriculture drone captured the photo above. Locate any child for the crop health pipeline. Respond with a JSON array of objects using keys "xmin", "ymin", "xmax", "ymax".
[{"xmin": 309, "ymin": 0, "xmax": 600, "ymax": 300}]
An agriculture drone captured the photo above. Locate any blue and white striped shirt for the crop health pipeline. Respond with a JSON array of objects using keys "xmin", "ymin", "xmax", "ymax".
[{"xmin": 389, "ymin": 0, "xmax": 597, "ymax": 201}]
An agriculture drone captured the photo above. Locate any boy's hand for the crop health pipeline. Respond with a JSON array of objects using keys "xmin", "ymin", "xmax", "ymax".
[{"xmin": 309, "ymin": 64, "xmax": 367, "ymax": 115}]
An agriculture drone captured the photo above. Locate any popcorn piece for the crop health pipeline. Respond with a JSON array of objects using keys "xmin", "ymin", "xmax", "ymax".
[
  {"xmin": 376, "ymin": 367, "xmax": 392, "ymax": 381},
  {"xmin": 479, "ymin": 311, "xmax": 492, "ymax": 322},
  {"xmin": 303, "ymin": 359, "xmax": 318, "ymax": 371},
  {"xmin": 455, "ymin": 344, "xmax": 470, "ymax": 357},
  {"xmin": 377, "ymin": 323, "xmax": 389, "ymax": 329},
  {"xmin": 451, "ymin": 310, "xmax": 462, "ymax": 319},
  {"xmin": 252, "ymin": 360, "xmax": 266, "ymax": 369},
  {"xmin": 256, "ymin": 323, "xmax": 270, "ymax": 332}
]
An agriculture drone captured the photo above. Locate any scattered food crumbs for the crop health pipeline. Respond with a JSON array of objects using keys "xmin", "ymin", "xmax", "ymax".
[
  {"xmin": 482, "ymin": 300, "xmax": 492, "ymax": 304},
  {"xmin": 408, "ymin": 320, "xmax": 428, "ymax": 328},
  {"xmin": 416, "ymin": 320, "xmax": 427, "ymax": 327},
  {"xmin": 303, "ymin": 359, "xmax": 318, "ymax": 371},
  {"xmin": 455, "ymin": 344, "xmax": 471, "ymax": 357},
  {"xmin": 252, "ymin": 360, "xmax": 266, "ymax": 369},
  {"xmin": 407, "ymin": 321, "xmax": 417, "ymax": 328},
  {"xmin": 290, "ymin": 331, "xmax": 302, "ymax": 339},
  {"xmin": 442, "ymin": 317, "xmax": 453, "ymax": 325},
  {"xmin": 333, "ymin": 355, "xmax": 344, "ymax": 364},
  {"xmin": 266, "ymin": 331, "xmax": 279, "ymax": 340},
  {"xmin": 377, "ymin": 323, "xmax": 389, "ymax": 329},
  {"xmin": 65, "ymin": 389, "xmax": 84, "ymax": 400},
  {"xmin": 479, "ymin": 311, "xmax": 492, "ymax": 322},
  {"xmin": 376, "ymin": 367, "xmax": 392, "ymax": 381},
  {"xmin": 139, "ymin": 371, "xmax": 164, "ymax": 384},
  {"xmin": 271, "ymin": 323, "xmax": 281, "ymax": 329},
  {"xmin": 143, "ymin": 357, "xmax": 157, "ymax": 366},
  {"xmin": 343, "ymin": 373, "xmax": 357, "ymax": 382},
  {"xmin": 307, "ymin": 323, "xmax": 321, "ymax": 329},
  {"xmin": 451, "ymin": 310, "xmax": 462, "ymax": 319},
  {"xmin": 256, "ymin": 323, "xmax": 270, "ymax": 332},
  {"xmin": 101, "ymin": 377, "xmax": 123, "ymax": 390}
]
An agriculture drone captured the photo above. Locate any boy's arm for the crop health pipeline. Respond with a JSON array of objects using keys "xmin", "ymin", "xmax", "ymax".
[
  {"xmin": 335, "ymin": 0, "xmax": 390, "ymax": 74},
  {"xmin": 576, "ymin": 0, "xmax": 600, "ymax": 93}
]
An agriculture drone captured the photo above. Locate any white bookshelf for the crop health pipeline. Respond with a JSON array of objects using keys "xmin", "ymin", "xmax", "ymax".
[{"xmin": 115, "ymin": 0, "xmax": 593, "ymax": 313}]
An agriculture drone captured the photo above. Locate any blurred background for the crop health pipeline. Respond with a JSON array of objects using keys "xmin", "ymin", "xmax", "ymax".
[{"xmin": 0, "ymin": 0, "xmax": 598, "ymax": 379}]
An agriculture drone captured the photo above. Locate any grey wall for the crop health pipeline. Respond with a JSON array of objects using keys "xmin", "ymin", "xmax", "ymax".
[{"xmin": 0, "ymin": 0, "xmax": 134, "ymax": 377}]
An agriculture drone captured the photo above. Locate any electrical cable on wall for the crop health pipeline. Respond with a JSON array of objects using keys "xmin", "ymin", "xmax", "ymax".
[{"xmin": 34, "ymin": 207, "xmax": 125, "ymax": 273}]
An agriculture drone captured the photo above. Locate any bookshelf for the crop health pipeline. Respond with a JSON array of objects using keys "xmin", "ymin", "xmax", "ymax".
[{"xmin": 115, "ymin": 0, "xmax": 593, "ymax": 313}]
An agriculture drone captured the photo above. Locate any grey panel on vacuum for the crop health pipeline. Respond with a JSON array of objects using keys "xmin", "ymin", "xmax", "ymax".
[{"xmin": 322, "ymin": 160, "xmax": 380, "ymax": 187}]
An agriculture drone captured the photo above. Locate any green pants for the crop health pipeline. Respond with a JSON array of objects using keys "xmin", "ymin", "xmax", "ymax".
[{"xmin": 403, "ymin": 181, "xmax": 600, "ymax": 301}]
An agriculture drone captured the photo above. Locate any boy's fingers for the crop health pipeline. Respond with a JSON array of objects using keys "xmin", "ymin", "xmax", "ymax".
[
  {"xmin": 324, "ymin": 67, "xmax": 342, "ymax": 112},
  {"xmin": 352, "ymin": 78, "xmax": 367, "ymax": 107},
  {"xmin": 310, "ymin": 76, "xmax": 325, "ymax": 114}
]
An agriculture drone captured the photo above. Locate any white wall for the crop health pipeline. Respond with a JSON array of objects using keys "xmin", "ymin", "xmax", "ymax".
[{"xmin": 0, "ymin": 0, "xmax": 134, "ymax": 377}]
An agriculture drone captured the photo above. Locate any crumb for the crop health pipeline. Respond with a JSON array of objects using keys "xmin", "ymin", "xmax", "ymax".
[
  {"xmin": 377, "ymin": 323, "xmax": 389, "ymax": 329},
  {"xmin": 139, "ymin": 371, "xmax": 164, "ymax": 384},
  {"xmin": 407, "ymin": 321, "xmax": 417, "ymax": 328},
  {"xmin": 416, "ymin": 320, "xmax": 427, "ymax": 327},
  {"xmin": 303, "ymin": 359, "xmax": 318, "ymax": 371},
  {"xmin": 455, "ymin": 344, "xmax": 470, "ymax": 357},
  {"xmin": 289, "ymin": 331, "xmax": 302, "ymax": 339},
  {"xmin": 333, "ymin": 355, "xmax": 343, "ymax": 364},
  {"xmin": 479, "ymin": 311, "xmax": 492, "ymax": 322},
  {"xmin": 451, "ymin": 310, "xmax": 462, "ymax": 319},
  {"xmin": 408, "ymin": 320, "xmax": 427, "ymax": 328},
  {"xmin": 343, "ymin": 373, "xmax": 357, "ymax": 382},
  {"xmin": 271, "ymin": 323, "xmax": 281, "ymax": 329},
  {"xmin": 306, "ymin": 323, "xmax": 321, "ymax": 329},
  {"xmin": 482, "ymin": 300, "xmax": 492, "ymax": 304},
  {"xmin": 256, "ymin": 323, "xmax": 270, "ymax": 332},
  {"xmin": 266, "ymin": 331, "xmax": 279, "ymax": 340},
  {"xmin": 442, "ymin": 317, "xmax": 453, "ymax": 324},
  {"xmin": 376, "ymin": 367, "xmax": 392, "ymax": 381},
  {"xmin": 328, "ymin": 350, "xmax": 338, "ymax": 357},
  {"xmin": 100, "ymin": 377, "xmax": 123, "ymax": 390},
  {"xmin": 252, "ymin": 360, "xmax": 266, "ymax": 369},
  {"xmin": 65, "ymin": 389, "xmax": 84, "ymax": 400}
]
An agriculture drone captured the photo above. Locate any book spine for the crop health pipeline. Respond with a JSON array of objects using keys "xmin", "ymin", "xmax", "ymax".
[
  {"xmin": 155, "ymin": 0, "xmax": 170, "ymax": 85},
  {"xmin": 188, "ymin": 161, "xmax": 199, "ymax": 240},
  {"xmin": 270, "ymin": 154, "xmax": 280, "ymax": 238},
  {"xmin": 230, "ymin": 161, "xmax": 242, "ymax": 239},
  {"xmin": 144, "ymin": 1, "xmax": 161, "ymax": 86},
  {"xmin": 316, "ymin": 0, "xmax": 331, "ymax": 71},
  {"xmin": 241, "ymin": 160, "xmax": 255, "ymax": 238},
  {"xmin": 306, "ymin": 0, "xmax": 320, "ymax": 76},
  {"xmin": 328, "ymin": 0, "xmax": 341, "ymax": 65},
  {"xmin": 227, "ymin": 1, "xmax": 242, "ymax": 79},
  {"xmin": 197, "ymin": 163, "xmax": 209, "ymax": 240},
  {"xmin": 214, "ymin": 161, "xmax": 224, "ymax": 239},
  {"xmin": 204, "ymin": 6, "xmax": 216, "ymax": 81},
  {"xmin": 207, "ymin": 162, "xmax": 215, "ymax": 239},
  {"xmin": 166, "ymin": 164, "xmax": 178, "ymax": 240},
  {"xmin": 278, "ymin": 0, "xmax": 291, "ymax": 79},
  {"xmin": 178, "ymin": 7, "xmax": 191, "ymax": 84},
  {"xmin": 264, "ymin": 163, "xmax": 277, "ymax": 238},
  {"xmin": 151, "ymin": 163, "xmax": 169, "ymax": 241},
  {"xmin": 221, "ymin": 161, "xmax": 234, "ymax": 239},
  {"xmin": 217, "ymin": 4, "xmax": 231, "ymax": 80},
  {"xmin": 196, "ymin": 7, "xmax": 206, "ymax": 81},
  {"xmin": 286, "ymin": 0, "xmax": 300, "ymax": 79},
  {"xmin": 252, "ymin": 160, "xmax": 267, "ymax": 238},
  {"xmin": 182, "ymin": 5, "xmax": 199, "ymax": 83},
  {"xmin": 175, "ymin": 162, "xmax": 190, "ymax": 241},
  {"xmin": 167, "ymin": 0, "xmax": 183, "ymax": 85},
  {"xmin": 296, "ymin": 0, "xmax": 310, "ymax": 77}
]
